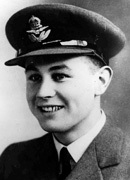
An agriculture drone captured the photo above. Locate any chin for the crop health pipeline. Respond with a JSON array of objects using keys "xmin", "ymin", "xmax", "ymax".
[{"xmin": 39, "ymin": 122, "xmax": 69, "ymax": 133}]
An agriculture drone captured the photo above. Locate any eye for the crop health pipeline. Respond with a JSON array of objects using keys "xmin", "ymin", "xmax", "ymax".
[
  {"xmin": 27, "ymin": 73, "xmax": 42, "ymax": 83},
  {"xmin": 52, "ymin": 73, "xmax": 70, "ymax": 82}
]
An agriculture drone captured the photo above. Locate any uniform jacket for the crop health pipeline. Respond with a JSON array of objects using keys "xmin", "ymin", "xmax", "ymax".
[{"xmin": 0, "ymin": 119, "xmax": 130, "ymax": 180}]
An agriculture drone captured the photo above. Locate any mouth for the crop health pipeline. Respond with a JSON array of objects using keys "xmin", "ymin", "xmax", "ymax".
[{"xmin": 38, "ymin": 105, "xmax": 64, "ymax": 113}]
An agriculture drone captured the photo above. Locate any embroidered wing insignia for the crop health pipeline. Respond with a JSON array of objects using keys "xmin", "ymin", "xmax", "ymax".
[{"xmin": 26, "ymin": 15, "xmax": 51, "ymax": 43}]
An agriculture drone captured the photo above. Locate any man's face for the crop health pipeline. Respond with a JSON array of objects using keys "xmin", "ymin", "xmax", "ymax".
[{"xmin": 25, "ymin": 55, "xmax": 99, "ymax": 135}]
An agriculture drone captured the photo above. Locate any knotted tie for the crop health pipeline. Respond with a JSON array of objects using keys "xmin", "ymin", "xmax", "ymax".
[{"xmin": 59, "ymin": 147, "xmax": 72, "ymax": 180}]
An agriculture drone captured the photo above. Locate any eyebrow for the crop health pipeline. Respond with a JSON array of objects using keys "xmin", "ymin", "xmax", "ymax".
[
  {"xmin": 25, "ymin": 65, "xmax": 39, "ymax": 73},
  {"xmin": 49, "ymin": 64, "xmax": 71, "ymax": 72},
  {"xmin": 25, "ymin": 64, "xmax": 71, "ymax": 73}
]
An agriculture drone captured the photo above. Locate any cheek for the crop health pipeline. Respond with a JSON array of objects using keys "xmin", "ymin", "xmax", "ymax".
[
  {"xmin": 75, "ymin": 84, "xmax": 95, "ymax": 106},
  {"xmin": 61, "ymin": 79, "xmax": 95, "ymax": 108},
  {"xmin": 26, "ymin": 83, "xmax": 37, "ymax": 105}
]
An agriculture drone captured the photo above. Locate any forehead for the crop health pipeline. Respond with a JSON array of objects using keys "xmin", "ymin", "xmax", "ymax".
[{"xmin": 25, "ymin": 55, "xmax": 93, "ymax": 71}]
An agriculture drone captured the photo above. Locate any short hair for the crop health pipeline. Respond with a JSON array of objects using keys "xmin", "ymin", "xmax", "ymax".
[
  {"xmin": 87, "ymin": 55, "xmax": 106, "ymax": 68},
  {"xmin": 81, "ymin": 55, "xmax": 106, "ymax": 74}
]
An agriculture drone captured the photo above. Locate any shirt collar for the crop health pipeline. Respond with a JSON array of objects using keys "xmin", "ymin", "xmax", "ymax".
[{"xmin": 53, "ymin": 110, "xmax": 106, "ymax": 163}]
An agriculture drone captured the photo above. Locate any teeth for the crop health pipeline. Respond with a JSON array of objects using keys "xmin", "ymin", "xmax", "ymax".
[{"xmin": 41, "ymin": 106, "xmax": 63, "ymax": 112}]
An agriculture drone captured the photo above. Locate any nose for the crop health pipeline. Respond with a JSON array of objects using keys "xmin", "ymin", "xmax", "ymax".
[{"xmin": 36, "ymin": 77, "xmax": 56, "ymax": 99}]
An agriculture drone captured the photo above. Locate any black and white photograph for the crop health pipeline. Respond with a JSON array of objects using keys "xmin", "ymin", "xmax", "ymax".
[{"xmin": 0, "ymin": 0, "xmax": 130, "ymax": 179}]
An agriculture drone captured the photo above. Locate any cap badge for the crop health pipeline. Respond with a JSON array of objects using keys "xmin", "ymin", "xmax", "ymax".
[{"xmin": 26, "ymin": 15, "xmax": 51, "ymax": 43}]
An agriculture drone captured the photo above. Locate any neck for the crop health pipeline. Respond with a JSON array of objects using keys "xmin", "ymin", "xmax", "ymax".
[{"xmin": 54, "ymin": 102, "xmax": 102, "ymax": 146}]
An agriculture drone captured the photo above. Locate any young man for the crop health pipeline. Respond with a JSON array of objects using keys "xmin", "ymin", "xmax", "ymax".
[{"xmin": 0, "ymin": 3, "xmax": 130, "ymax": 180}]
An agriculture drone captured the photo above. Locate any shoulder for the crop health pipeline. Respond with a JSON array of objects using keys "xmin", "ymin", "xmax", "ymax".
[
  {"xmin": 95, "ymin": 119, "xmax": 130, "ymax": 161},
  {"xmin": 0, "ymin": 133, "xmax": 53, "ymax": 165},
  {"xmin": 2, "ymin": 133, "xmax": 51, "ymax": 151},
  {"xmin": 0, "ymin": 133, "xmax": 57, "ymax": 179},
  {"xmin": 95, "ymin": 119, "xmax": 130, "ymax": 179}
]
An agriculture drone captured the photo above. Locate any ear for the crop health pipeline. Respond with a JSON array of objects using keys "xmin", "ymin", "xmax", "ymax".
[{"xmin": 94, "ymin": 66, "xmax": 113, "ymax": 96}]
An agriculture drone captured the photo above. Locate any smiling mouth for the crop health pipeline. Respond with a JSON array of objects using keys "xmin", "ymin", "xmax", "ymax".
[{"xmin": 38, "ymin": 106, "xmax": 64, "ymax": 113}]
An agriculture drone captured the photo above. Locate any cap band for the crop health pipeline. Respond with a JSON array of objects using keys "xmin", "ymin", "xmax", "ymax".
[{"xmin": 17, "ymin": 39, "xmax": 104, "ymax": 57}]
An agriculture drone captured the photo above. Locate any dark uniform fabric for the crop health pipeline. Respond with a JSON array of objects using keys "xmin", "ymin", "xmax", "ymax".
[{"xmin": 0, "ymin": 119, "xmax": 130, "ymax": 180}]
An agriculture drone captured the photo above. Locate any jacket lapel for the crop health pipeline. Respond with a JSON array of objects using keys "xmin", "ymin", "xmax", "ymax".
[
  {"xmin": 95, "ymin": 119, "xmax": 124, "ymax": 169},
  {"xmin": 66, "ymin": 119, "xmax": 124, "ymax": 180},
  {"xmin": 67, "ymin": 140, "xmax": 103, "ymax": 180}
]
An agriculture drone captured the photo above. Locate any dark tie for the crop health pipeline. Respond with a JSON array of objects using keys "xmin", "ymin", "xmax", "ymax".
[{"xmin": 59, "ymin": 147, "xmax": 72, "ymax": 180}]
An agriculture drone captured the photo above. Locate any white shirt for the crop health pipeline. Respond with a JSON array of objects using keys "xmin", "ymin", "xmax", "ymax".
[{"xmin": 53, "ymin": 110, "xmax": 106, "ymax": 163}]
